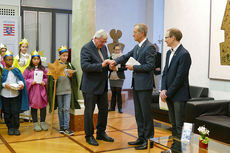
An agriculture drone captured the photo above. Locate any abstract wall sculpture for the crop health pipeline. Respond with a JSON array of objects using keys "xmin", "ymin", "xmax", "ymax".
[
  {"xmin": 107, "ymin": 29, "xmax": 125, "ymax": 55},
  {"xmin": 209, "ymin": 0, "xmax": 230, "ymax": 80},
  {"xmin": 220, "ymin": 0, "xmax": 230, "ymax": 65}
]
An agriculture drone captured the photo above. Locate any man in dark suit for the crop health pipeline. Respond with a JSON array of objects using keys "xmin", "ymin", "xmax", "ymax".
[
  {"xmin": 111, "ymin": 24, "xmax": 156, "ymax": 150},
  {"xmin": 160, "ymin": 28, "xmax": 191, "ymax": 140},
  {"xmin": 80, "ymin": 29, "xmax": 114, "ymax": 146}
]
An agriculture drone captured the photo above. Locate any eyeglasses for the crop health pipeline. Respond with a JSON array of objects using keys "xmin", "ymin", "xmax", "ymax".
[
  {"xmin": 96, "ymin": 38, "xmax": 107, "ymax": 44},
  {"xmin": 165, "ymin": 36, "xmax": 170, "ymax": 39}
]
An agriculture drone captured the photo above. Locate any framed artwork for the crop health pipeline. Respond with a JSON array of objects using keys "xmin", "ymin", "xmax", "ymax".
[{"xmin": 209, "ymin": 0, "xmax": 230, "ymax": 80}]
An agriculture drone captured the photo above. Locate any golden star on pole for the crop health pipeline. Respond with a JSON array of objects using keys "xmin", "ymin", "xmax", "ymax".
[
  {"xmin": 47, "ymin": 59, "xmax": 66, "ymax": 80},
  {"xmin": 47, "ymin": 59, "xmax": 67, "ymax": 134}
]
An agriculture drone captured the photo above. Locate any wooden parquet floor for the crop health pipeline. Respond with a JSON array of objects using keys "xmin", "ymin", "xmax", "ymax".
[{"xmin": 0, "ymin": 95, "xmax": 171, "ymax": 153}]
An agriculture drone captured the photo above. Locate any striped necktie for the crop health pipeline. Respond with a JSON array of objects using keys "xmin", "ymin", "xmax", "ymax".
[{"xmin": 98, "ymin": 49, "xmax": 104, "ymax": 61}]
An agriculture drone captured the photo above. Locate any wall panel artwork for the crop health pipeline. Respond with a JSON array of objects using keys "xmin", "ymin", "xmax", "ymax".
[{"xmin": 209, "ymin": 0, "xmax": 230, "ymax": 80}]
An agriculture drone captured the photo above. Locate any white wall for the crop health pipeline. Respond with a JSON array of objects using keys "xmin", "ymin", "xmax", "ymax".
[
  {"xmin": 96, "ymin": 0, "xmax": 147, "ymax": 89},
  {"xmin": 146, "ymin": 0, "xmax": 154, "ymax": 43},
  {"xmin": 0, "ymin": 0, "xmax": 19, "ymax": 6},
  {"xmin": 0, "ymin": 0, "xmax": 20, "ymax": 54},
  {"xmin": 164, "ymin": 0, "xmax": 230, "ymax": 99},
  {"xmin": 0, "ymin": 0, "xmax": 20, "ymax": 15},
  {"xmin": 153, "ymin": 0, "xmax": 164, "ymax": 53},
  {"xmin": 21, "ymin": 0, "xmax": 72, "ymax": 10}
]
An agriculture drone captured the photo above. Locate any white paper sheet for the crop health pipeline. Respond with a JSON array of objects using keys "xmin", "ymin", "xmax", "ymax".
[
  {"xmin": 34, "ymin": 71, "xmax": 43, "ymax": 84},
  {"xmin": 159, "ymin": 96, "xmax": 168, "ymax": 111},
  {"xmin": 10, "ymin": 83, "xmax": 20, "ymax": 90},
  {"xmin": 181, "ymin": 122, "xmax": 194, "ymax": 143},
  {"xmin": 126, "ymin": 57, "xmax": 140, "ymax": 66}
]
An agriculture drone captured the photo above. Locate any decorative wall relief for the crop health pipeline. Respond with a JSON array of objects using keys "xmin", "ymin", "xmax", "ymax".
[
  {"xmin": 220, "ymin": 0, "xmax": 230, "ymax": 65},
  {"xmin": 209, "ymin": 0, "xmax": 230, "ymax": 80},
  {"xmin": 107, "ymin": 29, "xmax": 125, "ymax": 55}
]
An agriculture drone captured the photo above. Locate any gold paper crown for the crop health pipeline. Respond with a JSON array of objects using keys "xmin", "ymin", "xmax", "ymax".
[
  {"xmin": 3, "ymin": 50, "xmax": 13, "ymax": 59},
  {"xmin": 0, "ymin": 43, "xmax": 7, "ymax": 49},
  {"xmin": 31, "ymin": 50, "xmax": 40, "ymax": 57},
  {"xmin": 19, "ymin": 38, "xmax": 29, "ymax": 46},
  {"xmin": 58, "ymin": 45, "xmax": 68, "ymax": 54}
]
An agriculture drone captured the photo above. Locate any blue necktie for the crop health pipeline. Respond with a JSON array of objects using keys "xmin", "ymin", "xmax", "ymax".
[{"xmin": 137, "ymin": 46, "xmax": 140, "ymax": 56}]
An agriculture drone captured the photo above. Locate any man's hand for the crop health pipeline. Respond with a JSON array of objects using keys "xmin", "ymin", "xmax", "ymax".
[
  {"xmin": 155, "ymin": 68, "xmax": 161, "ymax": 71},
  {"xmin": 109, "ymin": 64, "xmax": 117, "ymax": 71},
  {"xmin": 160, "ymin": 90, "xmax": 167, "ymax": 102},
  {"xmin": 126, "ymin": 64, "xmax": 133, "ymax": 71},
  {"xmin": 110, "ymin": 60, "xmax": 116, "ymax": 66},
  {"xmin": 102, "ymin": 59, "xmax": 113, "ymax": 67}
]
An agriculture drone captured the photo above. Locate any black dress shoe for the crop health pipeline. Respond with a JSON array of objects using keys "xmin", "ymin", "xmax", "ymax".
[
  {"xmin": 128, "ymin": 139, "xmax": 144, "ymax": 145},
  {"xmin": 23, "ymin": 119, "xmax": 30, "ymax": 122},
  {"xmin": 135, "ymin": 141, "xmax": 153, "ymax": 150},
  {"xmin": 86, "ymin": 136, "xmax": 99, "ymax": 146},
  {"xmin": 108, "ymin": 108, "xmax": 115, "ymax": 111},
  {"xmin": 96, "ymin": 133, "xmax": 114, "ymax": 142},
  {"xmin": 161, "ymin": 149, "xmax": 172, "ymax": 153},
  {"xmin": 118, "ymin": 109, "xmax": 123, "ymax": 113},
  {"xmin": 8, "ymin": 128, "xmax": 14, "ymax": 135},
  {"xmin": 14, "ymin": 129, "xmax": 21, "ymax": 136}
]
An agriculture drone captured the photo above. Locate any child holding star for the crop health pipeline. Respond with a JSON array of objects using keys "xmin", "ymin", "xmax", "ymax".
[{"xmin": 47, "ymin": 46, "xmax": 80, "ymax": 136}]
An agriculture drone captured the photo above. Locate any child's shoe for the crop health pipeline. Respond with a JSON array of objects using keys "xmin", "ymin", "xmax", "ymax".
[
  {"xmin": 14, "ymin": 129, "xmax": 21, "ymax": 136},
  {"xmin": 59, "ymin": 127, "xmax": 65, "ymax": 134},
  {"xmin": 34, "ymin": 122, "xmax": 42, "ymax": 132},
  {"xmin": 64, "ymin": 129, "xmax": 74, "ymax": 136},
  {"xmin": 40, "ymin": 122, "xmax": 48, "ymax": 131},
  {"xmin": 8, "ymin": 128, "xmax": 14, "ymax": 135}
]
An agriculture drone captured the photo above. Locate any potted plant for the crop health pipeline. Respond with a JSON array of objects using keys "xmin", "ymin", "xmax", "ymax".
[{"xmin": 198, "ymin": 125, "xmax": 210, "ymax": 149}]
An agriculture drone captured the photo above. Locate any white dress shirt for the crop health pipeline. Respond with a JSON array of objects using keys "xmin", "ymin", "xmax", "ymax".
[
  {"xmin": 138, "ymin": 38, "xmax": 147, "ymax": 47},
  {"xmin": 168, "ymin": 43, "xmax": 181, "ymax": 67},
  {"xmin": 1, "ymin": 70, "xmax": 24, "ymax": 98}
]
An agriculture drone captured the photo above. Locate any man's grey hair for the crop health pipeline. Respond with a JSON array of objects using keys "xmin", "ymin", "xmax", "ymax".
[
  {"xmin": 135, "ymin": 23, "xmax": 148, "ymax": 36},
  {"xmin": 93, "ymin": 29, "xmax": 108, "ymax": 39}
]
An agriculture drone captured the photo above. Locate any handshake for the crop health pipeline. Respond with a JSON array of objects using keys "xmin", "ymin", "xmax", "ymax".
[
  {"xmin": 102, "ymin": 59, "xmax": 117, "ymax": 70},
  {"xmin": 102, "ymin": 59, "xmax": 134, "ymax": 71}
]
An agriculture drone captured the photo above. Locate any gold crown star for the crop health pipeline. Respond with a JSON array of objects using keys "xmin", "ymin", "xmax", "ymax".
[
  {"xmin": 0, "ymin": 43, "xmax": 7, "ymax": 49},
  {"xmin": 58, "ymin": 45, "xmax": 68, "ymax": 54},
  {"xmin": 3, "ymin": 50, "xmax": 13, "ymax": 58},
  {"xmin": 31, "ymin": 50, "xmax": 40, "ymax": 57},
  {"xmin": 19, "ymin": 38, "xmax": 29, "ymax": 46}
]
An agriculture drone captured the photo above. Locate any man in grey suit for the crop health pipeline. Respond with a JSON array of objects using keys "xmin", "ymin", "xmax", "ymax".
[
  {"xmin": 160, "ymin": 28, "xmax": 191, "ymax": 141},
  {"xmin": 111, "ymin": 24, "xmax": 156, "ymax": 150},
  {"xmin": 80, "ymin": 29, "xmax": 114, "ymax": 146}
]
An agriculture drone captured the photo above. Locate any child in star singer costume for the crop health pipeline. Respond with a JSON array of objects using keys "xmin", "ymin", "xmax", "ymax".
[
  {"xmin": 13, "ymin": 38, "xmax": 31, "ymax": 73},
  {"xmin": 0, "ymin": 43, "xmax": 6, "ymax": 123},
  {"xmin": 0, "ymin": 43, "xmax": 7, "ymax": 67},
  {"xmin": 13, "ymin": 38, "xmax": 31, "ymax": 121},
  {"xmin": 23, "ymin": 50, "xmax": 48, "ymax": 131},
  {"xmin": 47, "ymin": 46, "xmax": 80, "ymax": 136},
  {"xmin": 0, "ymin": 50, "xmax": 29, "ymax": 135}
]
